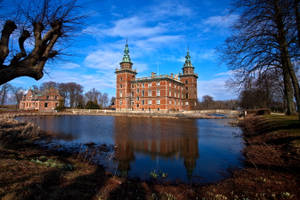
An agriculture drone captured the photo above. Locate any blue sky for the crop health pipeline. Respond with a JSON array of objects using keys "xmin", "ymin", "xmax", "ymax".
[{"xmin": 7, "ymin": 0, "xmax": 239, "ymax": 100}]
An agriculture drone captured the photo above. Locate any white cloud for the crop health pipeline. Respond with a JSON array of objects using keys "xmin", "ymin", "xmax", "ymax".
[
  {"xmin": 83, "ymin": 48, "xmax": 148, "ymax": 73},
  {"xmin": 84, "ymin": 49, "xmax": 122, "ymax": 70},
  {"xmin": 214, "ymin": 70, "xmax": 236, "ymax": 77},
  {"xmin": 59, "ymin": 62, "xmax": 80, "ymax": 69},
  {"xmin": 83, "ymin": 16, "xmax": 166, "ymax": 39},
  {"xmin": 134, "ymin": 35, "xmax": 182, "ymax": 51},
  {"xmin": 203, "ymin": 14, "xmax": 239, "ymax": 28},
  {"xmin": 197, "ymin": 77, "xmax": 237, "ymax": 100},
  {"xmin": 197, "ymin": 49, "xmax": 216, "ymax": 61},
  {"xmin": 41, "ymin": 70, "xmax": 116, "ymax": 92},
  {"xmin": 149, "ymin": 1, "xmax": 194, "ymax": 18}
]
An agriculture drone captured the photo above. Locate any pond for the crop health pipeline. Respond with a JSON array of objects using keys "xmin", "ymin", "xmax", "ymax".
[{"xmin": 17, "ymin": 115, "xmax": 244, "ymax": 184}]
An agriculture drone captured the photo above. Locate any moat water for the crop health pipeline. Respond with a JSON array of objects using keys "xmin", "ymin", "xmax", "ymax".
[{"xmin": 17, "ymin": 115, "xmax": 244, "ymax": 183}]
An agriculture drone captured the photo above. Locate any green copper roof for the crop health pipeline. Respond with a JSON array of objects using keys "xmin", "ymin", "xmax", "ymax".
[
  {"xmin": 121, "ymin": 41, "xmax": 132, "ymax": 63},
  {"xmin": 183, "ymin": 48, "xmax": 194, "ymax": 68}
]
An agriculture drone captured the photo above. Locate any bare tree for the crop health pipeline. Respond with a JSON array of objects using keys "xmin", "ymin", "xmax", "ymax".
[
  {"xmin": 57, "ymin": 82, "xmax": 83, "ymax": 108},
  {"xmin": 110, "ymin": 97, "xmax": 115, "ymax": 106},
  {"xmin": 85, "ymin": 88, "xmax": 101, "ymax": 104},
  {"xmin": 99, "ymin": 92, "xmax": 108, "ymax": 108},
  {"xmin": 0, "ymin": 83, "xmax": 11, "ymax": 105},
  {"xmin": 11, "ymin": 86, "xmax": 24, "ymax": 107},
  {"xmin": 202, "ymin": 95, "xmax": 214, "ymax": 109},
  {"xmin": 220, "ymin": 0, "xmax": 299, "ymax": 117},
  {"xmin": 40, "ymin": 81, "xmax": 58, "ymax": 91},
  {"xmin": 0, "ymin": 0, "xmax": 83, "ymax": 85}
]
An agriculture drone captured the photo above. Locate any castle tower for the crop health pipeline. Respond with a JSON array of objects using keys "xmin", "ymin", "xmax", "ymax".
[
  {"xmin": 115, "ymin": 41, "xmax": 137, "ymax": 110},
  {"xmin": 179, "ymin": 49, "xmax": 198, "ymax": 110}
]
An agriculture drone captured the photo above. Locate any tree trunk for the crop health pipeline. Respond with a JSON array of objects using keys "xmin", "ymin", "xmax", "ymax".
[
  {"xmin": 274, "ymin": 0, "xmax": 300, "ymax": 119},
  {"xmin": 283, "ymin": 67, "xmax": 295, "ymax": 115}
]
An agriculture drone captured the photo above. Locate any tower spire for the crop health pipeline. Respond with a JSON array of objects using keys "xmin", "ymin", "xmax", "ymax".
[
  {"xmin": 184, "ymin": 48, "xmax": 193, "ymax": 68},
  {"xmin": 122, "ymin": 40, "xmax": 132, "ymax": 63}
]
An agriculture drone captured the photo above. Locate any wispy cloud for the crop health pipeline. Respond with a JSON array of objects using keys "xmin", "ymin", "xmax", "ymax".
[
  {"xmin": 197, "ymin": 49, "xmax": 216, "ymax": 61},
  {"xmin": 197, "ymin": 77, "xmax": 237, "ymax": 100},
  {"xmin": 203, "ymin": 14, "xmax": 239, "ymax": 28},
  {"xmin": 83, "ymin": 16, "xmax": 167, "ymax": 38},
  {"xmin": 59, "ymin": 62, "xmax": 81, "ymax": 69},
  {"xmin": 84, "ymin": 49, "xmax": 122, "ymax": 70},
  {"xmin": 149, "ymin": 1, "xmax": 194, "ymax": 19},
  {"xmin": 214, "ymin": 70, "xmax": 236, "ymax": 77}
]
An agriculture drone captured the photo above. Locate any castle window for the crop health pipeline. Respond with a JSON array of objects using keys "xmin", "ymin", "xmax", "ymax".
[
  {"xmin": 55, "ymin": 96, "xmax": 57, "ymax": 100},
  {"xmin": 142, "ymin": 90, "xmax": 144, "ymax": 97},
  {"xmin": 120, "ymin": 77, "xmax": 123, "ymax": 81},
  {"xmin": 120, "ymin": 100, "xmax": 122, "ymax": 105},
  {"xmin": 45, "ymin": 103, "xmax": 48, "ymax": 107},
  {"xmin": 169, "ymin": 90, "xmax": 171, "ymax": 96},
  {"xmin": 148, "ymin": 90, "xmax": 152, "ymax": 96},
  {"xmin": 157, "ymin": 82, "xmax": 160, "ymax": 86},
  {"xmin": 185, "ymin": 102, "xmax": 189, "ymax": 105},
  {"xmin": 156, "ymin": 100, "xmax": 160, "ymax": 105},
  {"xmin": 137, "ymin": 97, "xmax": 139, "ymax": 101},
  {"xmin": 185, "ymin": 80, "xmax": 188, "ymax": 84},
  {"xmin": 169, "ymin": 100, "xmax": 171, "ymax": 104},
  {"xmin": 120, "ymin": 92, "xmax": 122, "ymax": 97},
  {"xmin": 137, "ymin": 88, "xmax": 139, "ymax": 93},
  {"xmin": 186, "ymin": 87, "xmax": 188, "ymax": 90},
  {"xmin": 120, "ymin": 84, "xmax": 122, "ymax": 88},
  {"xmin": 186, "ymin": 93, "xmax": 188, "ymax": 99},
  {"xmin": 46, "ymin": 96, "xmax": 49, "ymax": 100},
  {"xmin": 148, "ymin": 100, "xmax": 152, "ymax": 105},
  {"xmin": 142, "ymin": 100, "xmax": 144, "ymax": 105},
  {"xmin": 131, "ymin": 92, "xmax": 134, "ymax": 97},
  {"xmin": 142, "ymin": 83, "xmax": 144, "ymax": 88},
  {"xmin": 157, "ymin": 90, "xmax": 160, "ymax": 96},
  {"xmin": 169, "ymin": 83, "xmax": 171, "ymax": 87}
]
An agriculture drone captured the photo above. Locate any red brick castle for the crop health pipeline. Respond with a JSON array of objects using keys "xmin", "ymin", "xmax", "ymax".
[{"xmin": 115, "ymin": 42, "xmax": 198, "ymax": 111}]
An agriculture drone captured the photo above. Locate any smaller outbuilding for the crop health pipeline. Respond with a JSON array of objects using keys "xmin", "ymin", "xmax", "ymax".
[{"xmin": 19, "ymin": 88, "xmax": 63, "ymax": 111}]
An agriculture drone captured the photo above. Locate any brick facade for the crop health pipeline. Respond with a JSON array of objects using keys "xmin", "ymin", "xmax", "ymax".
[
  {"xmin": 116, "ymin": 43, "xmax": 198, "ymax": 111},
  {"xmin": 19, "ymin": 88, "xmax": 63, "ymax": 111}
]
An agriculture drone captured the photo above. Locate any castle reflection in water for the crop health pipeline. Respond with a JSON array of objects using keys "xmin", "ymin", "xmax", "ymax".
[
  {"xmin": 114, "ymin": 117, "xmax": 199, "ymax": 178},
  {"xmin": 16, "ymin": 115, "xmax": 244, "ymax": 183}
]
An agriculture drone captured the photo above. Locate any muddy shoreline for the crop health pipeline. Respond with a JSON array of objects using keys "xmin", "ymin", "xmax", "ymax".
[{"xmin": 0, "ymin": 113, "xmax": 299, "ymax": 200}]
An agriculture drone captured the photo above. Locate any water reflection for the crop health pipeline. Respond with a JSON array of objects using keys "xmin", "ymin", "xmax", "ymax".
[
  {"xmin": 114, "ymin": 117, "xmax": 199, "ymax": 178},
  {"xmin": 16, "ymin": 116, "xmax": 244, "ymax": 183}
]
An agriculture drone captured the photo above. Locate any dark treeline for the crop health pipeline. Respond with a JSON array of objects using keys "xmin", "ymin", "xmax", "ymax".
[
  {"xmin": 197, "ymin": 95, "xmax": 239, "ymax": 110},
  {"xmin": 0, "ymin": 81, "xmax": 115, "ymax": 109}
]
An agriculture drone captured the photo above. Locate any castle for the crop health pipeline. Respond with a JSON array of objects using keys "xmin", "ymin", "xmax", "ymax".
[{"xmin": 115, "ymin": 42, "xmax": 198, "ymax": 111}]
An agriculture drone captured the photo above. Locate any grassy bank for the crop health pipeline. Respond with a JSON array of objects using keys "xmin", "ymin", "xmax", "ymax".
[{"xmin": 0, "ymin": 114, "xmax": 299, "ymax": 200}]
